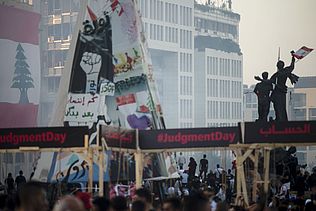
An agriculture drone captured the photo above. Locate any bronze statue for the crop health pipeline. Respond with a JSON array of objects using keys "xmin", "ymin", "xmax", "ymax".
[{"xmin": 255, "ymin": 51, "xmax": 299, "ymax": 122}]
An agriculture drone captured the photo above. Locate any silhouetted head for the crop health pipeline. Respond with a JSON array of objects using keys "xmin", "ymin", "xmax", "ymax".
[
  {"xmin": 277, "ymin": 60, "xmax": 285, "ymax": 70},
  {"xmin": 19, "ymin": 170, "xmax": 23, "ymax": 175},
  {"xmin": 262, "ymin": 72, "xmax": 268, "ymax": 80},
  {"xmin": 8, "ymin": 173, "xmax": 12, "ymax": 177},
  {"xmin": 216, "ymin": 164, "xmax": 220, "ymax": 168},
  {"xmin": 180, "ymin": 152, "xmax": 183, "ymax": 155},
  {"xmin": 190, "ymin": 157, "xmax": 194, "ymax": 161},
  {"xmin": 203, "ymin": 154, "xmax": 206, "ymax": 158}
]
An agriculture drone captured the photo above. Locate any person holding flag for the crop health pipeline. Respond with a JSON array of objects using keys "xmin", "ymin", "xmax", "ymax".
[{"xmin": 255, "ymin": 51, "xmax": 298, "ymax": 121}]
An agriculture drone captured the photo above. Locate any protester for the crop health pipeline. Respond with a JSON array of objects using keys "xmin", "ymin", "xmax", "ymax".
[
  {"xmin": 18, "ymin": 181, "xmax": 49, "ymax": 211},
  {"xmin": 162, "ymin": 197, "xmax": 182, "ymax": 211},
  {"xmin": 183, "ymin": 192, "xmax": 210, "ymax": 211},
  {"xmin": 15, "ymin": 170, "xmax": 26, "ymax": 191},
  {"xmin": 111, "ymin": 196, "xmax": 129, "ymax": 211},
  {"xmin": 52, "ymin": 195, "xmax": 85, "ymax": 211},
  {"xmin": 131, "ymin": 200, "xmax": 146, "ymax": 211},
  {"xmin": 92, "ymin": 196, "xmax": 112, "ymax": 211},
  {"xmin": 199, "ymin": 154, "xmax": 208, "ymax": 180},
  {"xmin": 4, "ymin": 173, "xmax": 14, "ymax": 195},
  {"xmin": 134, "ymin": 188, "xmax": 154, "ymax": 211},
  {"xmin": 177, "ymin": 152, "xmax": 186, "ymax": 170}
]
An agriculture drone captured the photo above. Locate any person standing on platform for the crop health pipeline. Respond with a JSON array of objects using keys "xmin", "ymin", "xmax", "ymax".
[
  {"xmin": 15, "ymin": 170, "xmax": 26, "ymax": 191},
  {"xmin": 199, "ymin": 154, "xmax": 208, "ymax": 180},
  {"xmin": 177, "ymin": 152, "xmax": 186, "ymax": 170}
]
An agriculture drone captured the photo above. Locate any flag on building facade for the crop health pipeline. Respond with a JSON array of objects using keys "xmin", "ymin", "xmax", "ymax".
[{"xmin": 0, "ymin": 5, "xmax": 41, "ymax": 128}]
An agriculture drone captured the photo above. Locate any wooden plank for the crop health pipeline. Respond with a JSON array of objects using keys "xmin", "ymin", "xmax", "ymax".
[
  {"xmin": 252, "ymin": 149, "xmax": 259, "ymax": 202},
  {"xmin": 88, "ymin": 147, "xmax": 94, "ymax": 194},
  {"xmin": 98, "ymin": 150, "xmax": 104, "ymax": 196},
  {"xmin": 263, "ymin": 149, "xmax": 271, "ymax": 194}
]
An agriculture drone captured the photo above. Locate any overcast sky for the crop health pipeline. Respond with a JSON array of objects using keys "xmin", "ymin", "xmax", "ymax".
[{"xmin": 198, "ymin": 0, "xmax": 316, "ymax": 86}]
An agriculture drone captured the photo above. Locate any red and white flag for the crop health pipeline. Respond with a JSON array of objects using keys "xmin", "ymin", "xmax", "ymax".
[
  {"xmin": 0, "ymin": 5, "xmax": 41, "ymax": 128},
  {"xmin": 293, "ymin": 46, "xmax": 314, "ymax": 59}
]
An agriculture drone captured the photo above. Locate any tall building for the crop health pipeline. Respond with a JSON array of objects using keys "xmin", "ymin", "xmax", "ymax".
[
  {"xmin": 194, "ymin": 2, "xmax": 243, "ymax": 127},
  {"xmin": 38, "ymin": 0, "xmax": 80, "ymax": 126},
  {"xmin": 138, "ymin": 0, "xmax": 195, "ymax": 128},
  {"xmin": 38, "ymin": 0, "xmax": 243, "ymax": 129},
  {"xmin": 291, "ymin": 76, "xmax": 316, "ymax": 167}
]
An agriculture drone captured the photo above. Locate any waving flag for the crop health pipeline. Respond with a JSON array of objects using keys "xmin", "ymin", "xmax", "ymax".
[
  {"xmin": 0, "ymin": 5, "xmax": 41, "ymax": 128},
  {"xmin": 293, "ymin": 46, "xmax": 314, "ymax": 59}
]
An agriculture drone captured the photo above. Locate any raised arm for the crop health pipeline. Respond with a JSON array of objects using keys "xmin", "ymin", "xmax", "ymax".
[{"xmin": 285, "ymin": 51, "xmax": 296, "ymax": 73}]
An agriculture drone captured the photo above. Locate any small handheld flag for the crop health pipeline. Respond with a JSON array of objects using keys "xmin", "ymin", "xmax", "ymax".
[{"xmin": 293, "ymin": 46, "xmax": 313, "ymax": 59}]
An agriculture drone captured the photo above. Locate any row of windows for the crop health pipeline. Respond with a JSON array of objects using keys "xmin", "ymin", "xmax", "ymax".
[
  {"xmin": 149, "ymin": 24, "xmax": 164, "ymax": 41},
  {"xmin": 232, "ymin": 102, "xmax": 242, "ymax": 119},
  {"xmin": 207, "ymin": 79, "xmax": 242, "ymax": 99},
  {"xmin": 206, "ymin": 57, "xmax": 242, "ymax": 78},
  {"xmin": 207, "ymin": 122, "xmax": 238, "ymax": 127},
  {"xmin": 47, "ymin": 50, "xmax": 68, "ymax": 68},
  {"xmin": 47, "ymin": 0, "xmax": 80, "ymax": 15},
  {"xmin": 207, "ymin": 79, "xmax": 218, "ymax": 97},
  {"xmin": 194, "ymin": 18, "xmax": 238, "ymax": 38},
  {"xmin": 180, "ymin": 122, "xmax": 193, "ymax": 128},
  {"xmin": 149, "ymin": 0, "xmax": 164, "ymax": 21},
  {"xmin": 179, "ymin": 6, "xmax": 192, "ymax": 26},
  {"xmin": 207, "ymin": 101, "xmax": 241, "ymax": 120},
  {"xmin": 165, "ymin": 2, "xmax": 178, "ymax": 24},
  {"xmin": 48, "ymin": 22, "xmax": 72, "ymax": 41},
  {"xmin": 231, "ymin": 81, "xmax": 242, "ymax": 98},
  {"xmin": 293, "ymin": 108, "xmax": 316, "ymax": 121},
  {"xmin": 219, "ymin": 58, "xmax": 230, "ymax": 76},
  {"xmin": 165, "ymin": 26, "xmax": 178, "ymax": 43},
  {"xmin": 180, "ymin": 29, "xmax": 193, "ymax": 49},
  {"xmin": 219, "ymin": 80, "xmax": 230, "ymax": 98},
  {"xmin": 180, "ymin": 99, "xmax": 192, "ymax": 119},
  {"xmin": 144, "ymin": 23, "xmax": 178, "ymax": 43},
  {"xmin": 180, "ymin": 76, "xmax": 193, "ymax": 96},
  {"xmin": 231, "ymin": 60, "xmax": 242, "ymax": 77},
  {"xmin": 219, "ymin": 101, "xmax": 230, "ymax": 119},
  {"xmin": 179, "ymin": 53, "xmax": 193, "ymax": 73}
]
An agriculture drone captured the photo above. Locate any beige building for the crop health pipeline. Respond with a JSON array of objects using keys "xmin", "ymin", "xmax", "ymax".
[{"xmin": 291, "ymin": 76, "xmax": 316, "ymax": 169}]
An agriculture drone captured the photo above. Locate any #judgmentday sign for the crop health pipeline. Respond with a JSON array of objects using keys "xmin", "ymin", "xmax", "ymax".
[{"xmin": 0, "ymin": 126, "xmax": 88, "ymax": 149}]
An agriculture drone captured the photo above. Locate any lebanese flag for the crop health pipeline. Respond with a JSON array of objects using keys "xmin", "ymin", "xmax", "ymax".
[
  {"xmin": 0, "ymin": 5, "xmax": 41, "ymax": 128},
  {"xmin": 293, "ymin": 46, "xmax": 314, "ymax": 59}
]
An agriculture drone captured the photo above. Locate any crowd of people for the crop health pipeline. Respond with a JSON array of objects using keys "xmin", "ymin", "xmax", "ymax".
[{"xmin": 2, "ymin": 153, "xmax": 316, "ymax": 211}]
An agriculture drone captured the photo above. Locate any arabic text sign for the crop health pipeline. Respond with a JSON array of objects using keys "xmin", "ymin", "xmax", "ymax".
[
  {"xmin": 0, "ymin": 126, "xmax": 88, "ymax": 149},
  {"xmin": 244, "ymin": 121, "xmax": 316, "ymax": 144},
  {"xmin": 64, "ymin": 93, "xmax": 100, "ymax": 122},
  {"xmin": 139, "ymin": 127, "xmax": 240, "ymax": 150},
  {"xmin": 99, "ymin": 125, "xmax": 136, "ymax": 149}
]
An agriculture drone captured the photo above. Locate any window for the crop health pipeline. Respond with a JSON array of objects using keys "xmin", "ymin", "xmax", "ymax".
[
  {"xmin": 309, "ymin": 108, "xmax": 316, "ymax": 120},
  {"xmin": 48, "ymin": 77, "xmax": 61, "ymax": 93},
  {"xmin": 293, "ymin": 93, "xmax": 306, "ymax": 107},
  {"xmin": 294, "ymin": 109, "xmax": 306, "ymax": 120}
]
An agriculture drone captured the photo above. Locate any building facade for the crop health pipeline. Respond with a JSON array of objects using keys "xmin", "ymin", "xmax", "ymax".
[
  {"xmin": 291, "ymin": 76, "xmax": 316, "ymax": 167},
  {"xmin": 194, "ymin": 3, "xmax": 243, "ymax": 127},
  {"xmin": 38, "ymin": 0, "xmax": 80, "ymax": 126},
  {"xmin": 38, "ymin": 0, "xmax": 243, "ymax": 129}
]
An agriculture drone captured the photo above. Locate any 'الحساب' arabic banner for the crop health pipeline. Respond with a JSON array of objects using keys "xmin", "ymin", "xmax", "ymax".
[{"xmin": 243, "ymin": 121, "xmax": 316, "ymax": 144}]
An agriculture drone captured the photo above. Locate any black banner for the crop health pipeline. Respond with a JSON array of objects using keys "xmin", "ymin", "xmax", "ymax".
[
  {"xmin": 244, "ymin": 121, "xmax": 316, "ymax": 144},
  {"xmin": 139, "ymin": 127, "xmax": 240, "ymax": 150},
  {"xmin": 99, "ymin": 125, "xmax": 136, "ymax": 149},
  {"xmin": 0, "ymin": 126, "xmax": 88, "ymax": 149}
]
